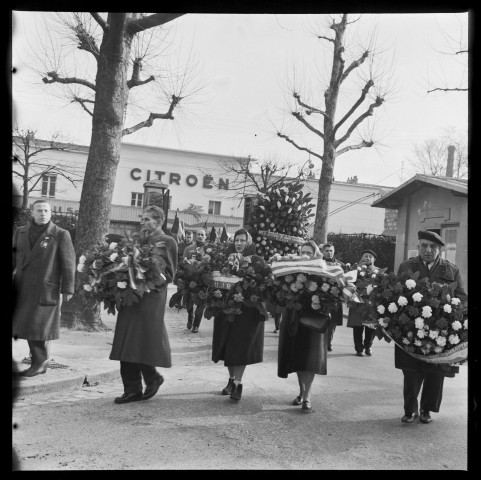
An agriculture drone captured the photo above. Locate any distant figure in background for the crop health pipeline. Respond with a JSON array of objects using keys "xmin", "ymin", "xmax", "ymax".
[
  {"xmin": 109, "ymin": 205, "xmax": 177, "ymax": 404},
  {"xmin": 183, "ymin": 228, "xmax": 207, "ymax": 333},
  {"xmin": 396, "ymin": 230, "xmax": 467, "ymax": 424},
  {"xmin": 321, "ymin": 243, "xmax": 346, "ymax": 351},
  {"xmin": 278, "ymin": 240, "xmax": 327, "ymax": 412},
  {"xmin": 177, "ymin": 230, "xmax": 193, "ymax": 261},
  {"xmin": 347, "ymin": 250, "xmax": 378, "ymax": 357},
  {"xmin": 12, "ymin": 199, "xmax": 76, "ymax": 378}
]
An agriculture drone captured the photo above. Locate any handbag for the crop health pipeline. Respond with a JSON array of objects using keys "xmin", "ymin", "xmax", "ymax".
[{"xmin": 299, "ymin": 313, "xmax": 330, "ymax": 333}]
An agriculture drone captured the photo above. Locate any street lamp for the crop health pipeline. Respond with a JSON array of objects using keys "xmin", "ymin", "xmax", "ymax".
[{"xmin": 143, "ymin": 180, "xmax": 170, "ymax": 231}]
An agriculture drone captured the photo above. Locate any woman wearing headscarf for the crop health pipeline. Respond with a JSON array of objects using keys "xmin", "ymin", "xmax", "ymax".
[
  {"xmin": 277, "ymin": 240, "xmax": 328, "ymax": 412},
  {"xmin": 212, "ymin": 228, "xmax": 267, "ymax": 401},
  {"xmin": 109, "ymin": 205, "xmax": 178, "ymax": 404}
]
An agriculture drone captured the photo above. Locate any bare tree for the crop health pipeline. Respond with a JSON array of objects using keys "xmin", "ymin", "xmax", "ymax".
[
  {"xmin": 12, "ymin": 128, "xmax": 82, "ymax": 209},
  {"xmin": 208, "ymin": 155, "xmax": 312, "ymax": 198},
  {"xmin": 25, "ymin": 12, "xmax": 198, "ymax": 329},
  {"xmin": 408, "ymin": 136, "xmax": 468, "ymax": 179},
  {"xmin": 277, "ymin": 14, "xmax": 392, "ymax": 243},
  {"xmin": 427, "ymin": 13, "xmax": 468, "ymax": 94},
  {"xmin": 180, "ymin": 204, "xmax": 204, "ymax": 221}
]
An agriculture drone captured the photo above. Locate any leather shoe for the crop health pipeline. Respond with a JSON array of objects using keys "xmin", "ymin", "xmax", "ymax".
[
  {"xmin": 186, "ymin": 319, "xmax": 193, "ymax": 330},
  {"xmin": 230, "ymin": 383, "xmax": 243, "ymax": 401},
  {"xmin": 356, "ymin": 351, "xmax": 364, "ymax": 357},
  {"xmin": 401, "ymin": 412, "xmax": 419, "ymax": 423},
  {"xmin": 420, "ymin": 410, "xmax": 432, "ymax": 424},
  {"xmin": 328, "ymin": 345, "xmax": 333, "ymax": 352},
  {"xmin": 302, "ymin": 400, "xmax": 312, "ymax": 411},
  {"xmin": 18, "ymin": 360, "xmax": 50, "ymax": 378},
  {"xmin": 142, "ymin": 375, "xmax": 164, "ymax": 401},
  {"xmin": 192, "ymin": 326, "xmax": 199, "ymax": 333},
  {"xmin": 114, "ymin": 392, "xmax": 143, "ymax": 404},
  {"xmin": 292, "ymin": 395, "xmax": 303, "ymax": 406},
  {"xmin": 365, "ymin": 348, "xmax": 372, "ymax": 356},
  {"xmin": 222, "ymin": 378, "xmax": 234, "ymax": 395}
]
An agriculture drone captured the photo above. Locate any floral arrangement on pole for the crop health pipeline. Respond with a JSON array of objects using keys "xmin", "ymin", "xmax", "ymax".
[
  {"xmin": 367, "ymin": 270, "xmax": 467, "ymax": 364},
  {"xmin": 248, "ymin": 179, "xmax": 315, "ymax": 261},
  {"xmin": 77, "ymin": 237, "xmax": 167, "ymax": 315}
]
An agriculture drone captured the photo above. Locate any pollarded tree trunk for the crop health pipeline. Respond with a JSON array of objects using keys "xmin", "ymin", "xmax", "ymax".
[{"xmin": 61, "ymin": 14, "xmax": 133, "ymax": 330}]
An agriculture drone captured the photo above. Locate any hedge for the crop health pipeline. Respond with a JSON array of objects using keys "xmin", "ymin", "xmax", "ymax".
[{"xmin": 326, "ymin": 232, "xmax": 396, "ymax": 272}]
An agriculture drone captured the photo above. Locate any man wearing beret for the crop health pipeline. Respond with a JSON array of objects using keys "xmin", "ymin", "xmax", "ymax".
[
  {"xmin": 396, "ymin": 230, "xmax": 467, "ymax": 424},
  {"xmin": 347, "ymin": 249, "xmax": 379, "ymax": 357}
]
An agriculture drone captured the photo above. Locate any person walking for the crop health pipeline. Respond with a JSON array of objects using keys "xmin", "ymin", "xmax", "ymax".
[
  {"xmin": 347, "ymin": 249, "xmax": 378, "ymax": 357},
  {"xmin": 13, "ymin": 199, "xmax": 76, "ymax": 378},
  {"xmin": 277, "ymin": 240, "xmax": 328, "ymax": 412},
  {"xmin": 183, "ymin": 228, "xmax": 207, "ymax": 333},
  {"xmin": 320, "ymin": 243, "xmax": 346, "ymax": 351},
  {"xmin": 212, "ymin": 228, "xmax": 266, "ymax": 401},
  {"xmin": 109, "ymin": 205, "xmax": 178, "ymax": 404},
  {"xmin": 396, "ymin": 230, "xmax": 467, "ymax": 424}
]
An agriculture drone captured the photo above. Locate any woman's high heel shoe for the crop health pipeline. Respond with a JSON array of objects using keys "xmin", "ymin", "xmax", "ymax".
[
  {"xmin": 18, "ymin": 360, "xmax": 50, "ymax": 378},
  {"xmin": 292, "ymin": 395, "xmax": 303, "ymax": 406}
]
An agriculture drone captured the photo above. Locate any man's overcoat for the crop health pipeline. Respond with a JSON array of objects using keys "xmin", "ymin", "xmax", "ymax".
[
  {"xmin": 12, "ymin": 222, "xmax": 76, "ymax": 341},
  {"xmin": 395, "ymin": 255, "xmax": 467, "ymax": 377}
]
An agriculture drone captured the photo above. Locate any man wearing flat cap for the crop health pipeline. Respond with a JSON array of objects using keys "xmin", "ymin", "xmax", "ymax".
[
  {"xmin": 396, "ymin": 229, "xmax": 467, "ymax": 424},
  {"xmin": 347, "ymin": 249, "xmax": 379, "ymax": 357}
]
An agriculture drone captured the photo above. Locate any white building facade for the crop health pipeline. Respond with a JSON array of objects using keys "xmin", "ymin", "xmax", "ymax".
[{"xmin": 12, "ymin": 138, "xmax": 393, "ymax": 236}]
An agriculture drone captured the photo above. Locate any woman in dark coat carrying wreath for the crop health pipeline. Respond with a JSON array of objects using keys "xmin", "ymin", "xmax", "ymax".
[
  {"xmin": 277, "ymin": 240, "xmax": 328, "ymax": 412},
  {"xmin": 212, "ymin": 229, "xmax": 266, "ymax": 401},
  {"xmin": 109, "ymin": 206, "xmax": 178, "ymax": 404}
]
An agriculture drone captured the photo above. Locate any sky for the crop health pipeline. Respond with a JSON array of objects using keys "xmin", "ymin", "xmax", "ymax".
[{"xmin": 11, "ymin": 11, "xmax": 469, "ymax": 188}]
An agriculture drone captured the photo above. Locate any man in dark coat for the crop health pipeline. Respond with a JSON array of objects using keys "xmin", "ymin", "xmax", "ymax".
[
  {"xmin": 183, "ymin": 228, "xmax": 206, "ymax": 333},
  {"xmin": 396, "ymin": 230, "xmax": 467, "ymax": 424},
  {"xmin": 12, "ymin": 199, "xmax": 76, "ymax": 377},
  {"xmin": 321, "ymin": 243, "xmax": 346, "ymax": 351},
  {"xmin": 177, "ymin": 230, "xmax": 193, "ymax": 261}
]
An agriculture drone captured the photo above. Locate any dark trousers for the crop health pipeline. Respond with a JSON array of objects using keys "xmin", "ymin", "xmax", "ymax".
[
  {"xmin": 353, "ymin": 326, "xmax": 375, "ymax": 352},
  {"xmin": 120, "ymin": 361, "xmax": 159, "ymax": 394},
  {"xmin": 274, "ymin": 313, "xmax": 281, "ymax": 330},
  {"xmin": 187, "ymin": 307, "xmax": 203, "ymax": 328},
  {"xmin": 328, "ymin": 320, "xmax": 336, "ymax": 348},
  {"xmin": 402, "ymin": 369, "xmax": 444, "ymax": 414}
]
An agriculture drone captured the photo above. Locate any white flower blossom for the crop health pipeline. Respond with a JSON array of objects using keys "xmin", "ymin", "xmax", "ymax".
[
  {"xmin": 366, "ymin": 284, "xmax": 373, "ymax": 295},
  {"xmin": 377, "ymin": 305, "xmax": 386, "ymax": 315},
  {"xmin": 83, "ymin": 284, "xmax": 93, "ymax": 292},
  {"xmin": 435, "ymin": 336, "xmax": 447, "ymax": 346},
  {"xmin": 307, "ymin": 281, "xmax": 318, "ymax": 292},
  {"xmin": 109, "ymin": 242, "xmax": 118, "ymax": 250},
  {"xmin": 79, "ymin": 255, "xmax": 87, "ymax": 264},
  {"xmin": 311, "ymin": 303, "xmax": 321, "ymax": 310},
  {"xmin": 359, "ymin": 271, "xmax": 365, "ymax": 277},
  {"xmin": 109, "ymin": 252, "xmax": 118, "ymax": 262},
  {"xmin": 77, "ymin": 263, "xmax": 85, "ymax": 273},
  {"xmin": 321, "ymin": 283, "xmax": 330, "ymax": 292},
  {"xmin": 296, "ymin": 273, "xmax": 307, "ymax": 283},
  {"xmin": 443, "ymin": 304, "xmax": 452, "ymax": 314},
  {"xmin": 412, "ymin": 292, "xmax": 423, "ymax": 302},
  {"xmin": 372, "ymin": 269, "xmax": 379, "ymax": 274},
  {"xmin": 371, "ymin": 274, "xmax": 376, "ymax": 278},
  {"xmin": 290, "ymin": 283, "xmax": 300, "ymax": 292},
  {"xmin": 117, "ymin": 281, "xmax": 127, "ymax": 289},
  {"xmin": 448, "ymin": 334, "xmax": 460, "ymax": 345},
  {"xmin": 441, "ymin": 329, "xmax": 448, "ymax": 336},
  {"xmin": 388, "ymin": 302, "xmax": 398, "ymax": 313},
  {"xmin": 422, "ymin": 306, "xmax": 432, "ymax": 318},
  {"xmin": 402, "ymin": 337, "xmax": 411, "ymax": 345},
  {"xmin": 407, "ymin": 331, "xmax": 413, "ymax": 339},
  {"xmin": 405, "ymin": 279, "xmax": 417, "ymax": 290},
  {"xmin": 417, "ymin": 329, "xmax": 426, "ymax": 338},
  {"xmin": 414, "ymin": 317, "xmax": 424, "ymax": 329},
  {"xmin": 311, "ymin": 295, "xmax": 320, "ymax": 304},
  {"xmin": 362, "ymin": 265, "xmax": 367, "ymax": 269},
  {"xmin": 397, "ymin": 296, "xmax": 408, "ymax": 307},
  {"xmin": 284, "ymin": 275, "xmax": 294, "ymax": 283},
  {"xmin": 451, "ymin": 320, "xmax": 462, "ymax": 331},
  {"xmin": 414, "ymin": 339, "xmax": 422, "ymax": 347},
  {"xmin": 434, "ymin": 346, "xmax": 443, "ymax": 353},
  {"xmin": 463, "ymin": 319, "xmax": 468, "ymax": 330},
  {"xmin": 378, "ymin": 317, "xmax": 389, "ymax": 327},
  {"xmin": 428, "ymin": 329, "xmax": 439, "ymax": 339},
  {"xmin": 451, "ymin": 297, "xmax": 461, "ymax": 306}
]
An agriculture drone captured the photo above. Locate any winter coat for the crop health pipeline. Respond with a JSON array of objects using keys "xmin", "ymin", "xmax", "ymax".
[
  {"xmin": 325, "ymin": 257, "xmax": 346, "ymax": 326},
  {"xmin": 109, "ymin": 229, "xmax": 178, "ymax": 367},
  {"xmin": 394, "ymin": 255, "xmax": 467, "ymax": 377},
  {"xmin": 12, "ymin": 222, "xmax": 76, "ymax": 341}
]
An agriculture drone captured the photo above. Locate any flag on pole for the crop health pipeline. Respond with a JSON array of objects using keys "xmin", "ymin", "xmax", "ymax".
[
  {"xmin": 177, "ymin": 219, "xmax": 185, "ymax": 241},
  {"xmin": 171, "ymin": 210, "xmax": 180, "ymax": 234},
  {"xmin": 220, "ymin": 223, "xmax": 229, "ymax": 242},
  {"xmin": 203, "ymin": 218, "xmax": 208, "ymax": 230},
  {"xmin": 209, "ymin": 224, "xmax": 218, "ymax": 243}
]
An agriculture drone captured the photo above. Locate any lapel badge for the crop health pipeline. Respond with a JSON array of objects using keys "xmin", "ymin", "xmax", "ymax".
[{"xmin": 40, "ymin": 236, "xmax": 51, "ymax": 248}]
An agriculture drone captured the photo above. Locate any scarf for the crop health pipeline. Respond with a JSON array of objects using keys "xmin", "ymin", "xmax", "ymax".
[{"xmin": 29, "ymin": 220, "xmax": 50, "ymax": 249}]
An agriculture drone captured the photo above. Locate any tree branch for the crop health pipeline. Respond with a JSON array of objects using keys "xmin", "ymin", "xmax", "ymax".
[
  {"xmin": 277, "ymin": 133, "xmax": 324, "ymax": 161},
  {"xmin": 333, "ymin": 79, "xmax": 373, "ymax": 136},
  {"xmin": 72, "ymin": 96, "xmax": 94, "ymax": 116},
  {"xmin": 292, "ymin": 112, "xmax": 325, "ymax": 140},
  {"xmin": 42, "ymin": 72, "xmax": 96, "ymax": 91},
  {"xmin": 127, "ymin": 13, "xmax": 185, "ymax": 35},
  {"xmin": 293, "ymin": 93, "xmax": 326, "ymax": 117},
  {"xmin": 334, "ymin": 96, "xmax": 384, "ymax": 148},
  {"xmin": 317, "ymin": 35, "xmax": 335, "ymax": 44},
  {"xmin": 127, "ymin": 58, "xmax": 155, "ymax": 89},
  {"xmin": 89, "ymin": 12, "xmax": 107, "ymax": 31},
  {"xmin": 337, "ymin": 140, "xmax": 374, "ymax": 157},
  {"xmin": 340, "ymin": 50, "xmax": 369, "ymax": 83},
  {"xmin": 427, "ymin": 87, "xmax": 468, "ymax": 93},
  {"xmin": 122, "ymin": 95, "xmax": 181, "ymax": 136}
]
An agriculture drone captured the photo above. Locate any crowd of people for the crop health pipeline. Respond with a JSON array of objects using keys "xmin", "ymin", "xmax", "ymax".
[{"xmin": 13, "ymin": 201, "xmax": 467, "ymax": 423}]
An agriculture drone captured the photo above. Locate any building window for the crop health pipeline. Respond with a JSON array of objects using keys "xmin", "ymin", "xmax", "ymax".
[
  {"xmin": 208, "ymin": 201, "xmax": 221, "ymax": 215},
  {"xmin": 131, "ymin": 192, "xmax": 143, "ymax": 207},
  {"xmin": 41, "ymin": 174, "xmax": 56, "ymax": 197}
]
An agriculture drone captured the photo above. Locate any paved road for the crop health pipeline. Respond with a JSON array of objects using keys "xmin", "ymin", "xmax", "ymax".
[{"xmin": 12, "ymin": 305, "xmax": 468, "ymax": 470}]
